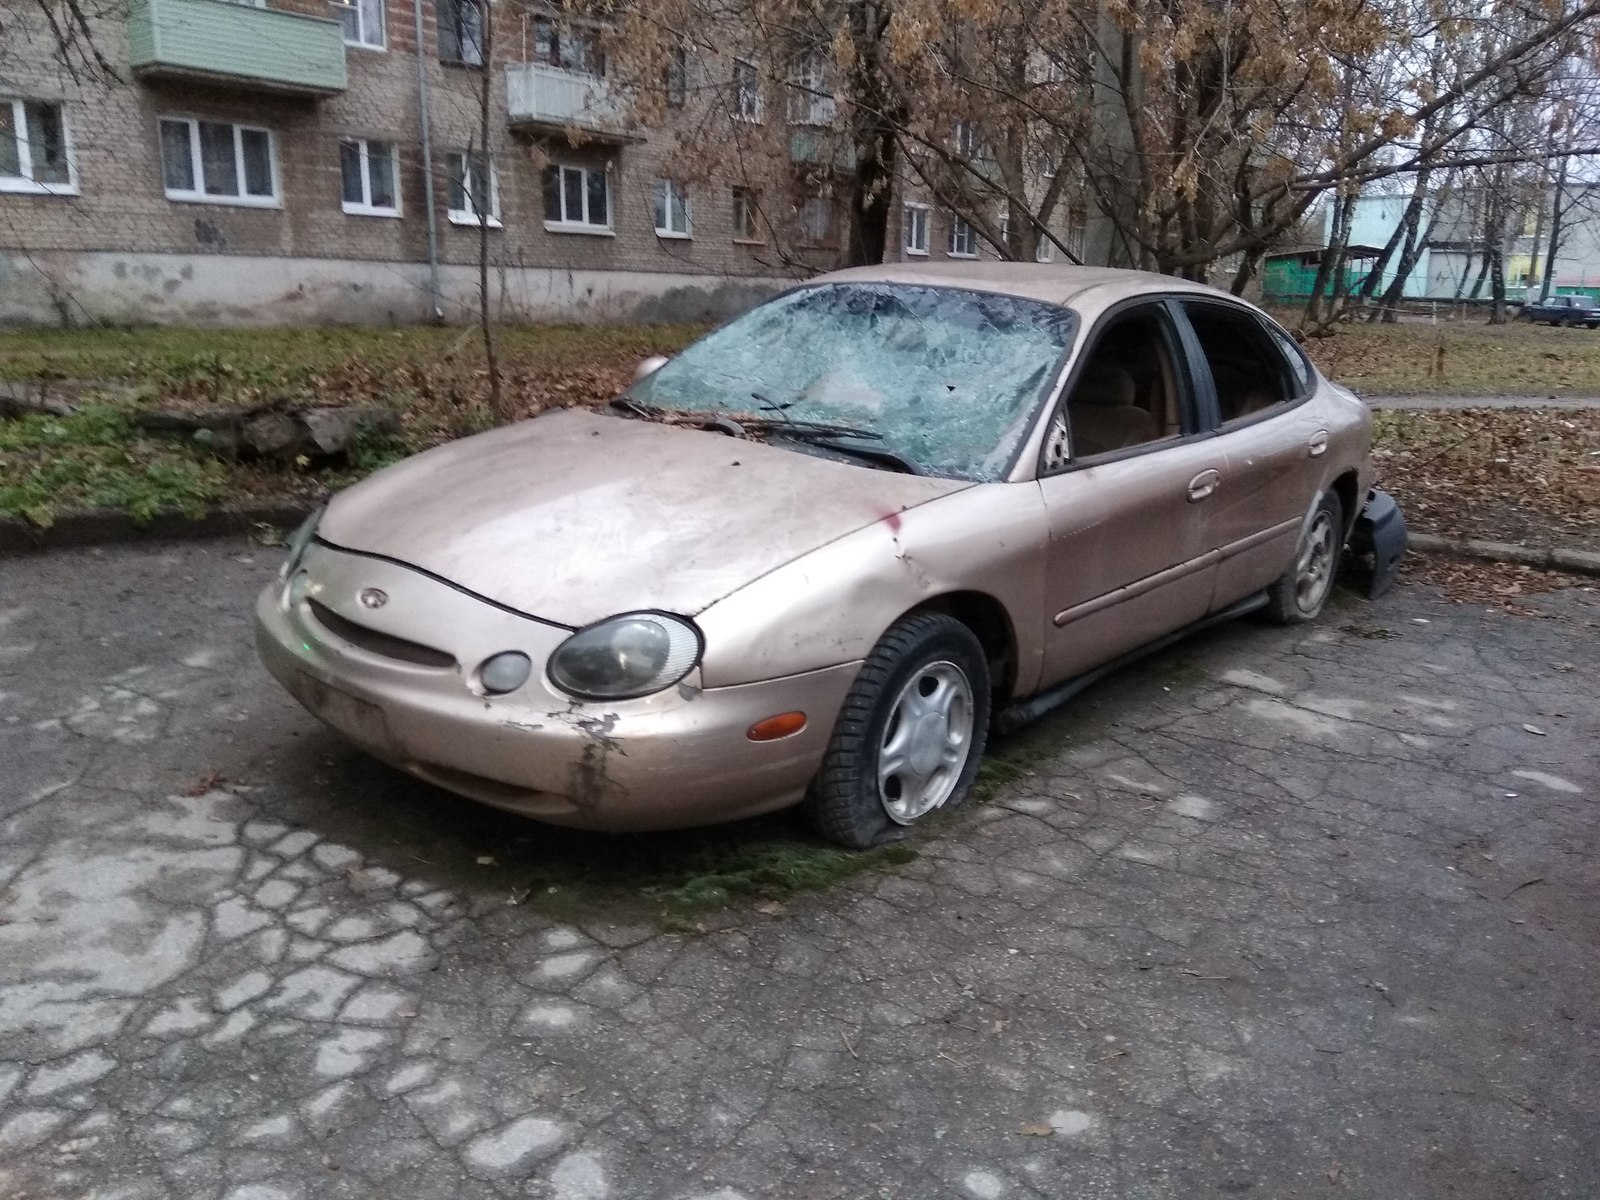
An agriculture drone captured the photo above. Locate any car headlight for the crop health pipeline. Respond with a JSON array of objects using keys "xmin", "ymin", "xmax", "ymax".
[
  {"xmin": 279, "ymin": 506, "xmax": 324, "ymax": 580},
  {"xmin": 547, "ymin": 612, "xmax": 702, "ymax": 700}
]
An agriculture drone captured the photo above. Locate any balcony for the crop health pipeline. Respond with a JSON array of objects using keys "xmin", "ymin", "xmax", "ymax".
[
  {"xmin": 789, "ymin": 129, "xmax": 857, "ymax": 172},
  {"xmin": 127, "ymin": 0, "xmax": 347, "ymax": 98},
  {"xmin": 505, "ymin": 64, "xmax": 638, "ymax": 145}
]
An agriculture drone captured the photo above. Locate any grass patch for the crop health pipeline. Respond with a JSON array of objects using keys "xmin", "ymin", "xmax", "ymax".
[
  {"xmin": 0, "ymin": 322, "xmax": 706, "ymax": 524},
  {"xmin": 0, "ymin": 404, "xmax": 230, "ymax": 526},
  {"xmin": 0, "ymin": 323, "xmax": 707, "ymax": 384},
  {"xmin": 495, "ymin": 817, "xmax": 919, "ymax": 922},
  {"xmin": 1299, "ymin": 318, "xmax": 1600, "ymax": 396}
]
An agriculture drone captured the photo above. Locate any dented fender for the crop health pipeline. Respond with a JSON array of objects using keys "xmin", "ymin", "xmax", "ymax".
[{"xmin": 695, "ymin": 482, "xmax": 1051, "ymax": 695}]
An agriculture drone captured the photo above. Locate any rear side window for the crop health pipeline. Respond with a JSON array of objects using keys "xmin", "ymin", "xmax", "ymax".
[
  {"xmin": 1182, "ymin": 302, "xmax": 1296, "ymax": 424},
  {"xmin": 1266, "ymin": 326, "xmax": 1311, "ymax": 394}
]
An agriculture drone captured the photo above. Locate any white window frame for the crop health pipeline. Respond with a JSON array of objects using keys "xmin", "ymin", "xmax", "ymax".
[
  {"xmin": 159, "ymin": 116, "xmax": 279, "ymax": 208},
  {"xmin": 947, "ymin": 214, "xmax": 978, "ymax": 258},
  {"xmin": 665, "ymin": 45, "xmax": 688, "ymax": 108},
  {"xmin": 544, "ymin": 162, "xmax": 613, "ymax": 235},
  {"xmin": 445, "ymin": 150, "xmax": 500, "ymax": 227},
  {"xmin": 1035, "ymin": 234, "xmax": 1055, "ymax": 263},
  {"xmin": 437, "ymin": 0, "xmax": 484, "ymax": 66},
  {"xmin": 731, "ymin": 185, "xmax": 762, "ymax": 243},
  {"xmin": 799, "ymin": 196, "xmax": 836, "ymax": 247},
  {"xmin": 787, "ymin": 50, "xmax": 835, "ymax": 126},
  {"xmin": 653, "ymin": 178, "xmax": 691, "ymax": 239},
  {"xmin": 902, "ymin": 202, "xmax": 929, "ymax": 257},
  {"xmin": 341, "ymin": 138, "xmax": 400, "ymax": 217},
  {"xmin": 0, "ymin": 97, "xmax": 78, "ymax": 196},
  {"xmin": 531, "ymin": 15, "xmax": 605, "ymax": 77},
  {"xmin": 733, "ymin": 57, "xmax": 763, "ymax": 124},
  {"xmin": 331, "ymin": 0, "xmax": 385, "ymax": 49},
  {"xmin": 954, "ymin": 120, "xmax": 980, "ymax": 157}
]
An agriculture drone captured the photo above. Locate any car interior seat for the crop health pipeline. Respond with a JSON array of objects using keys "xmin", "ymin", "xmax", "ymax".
[{"xmin": 1067, "ymin": 362, "xmax": 1157, "ymax": 457}]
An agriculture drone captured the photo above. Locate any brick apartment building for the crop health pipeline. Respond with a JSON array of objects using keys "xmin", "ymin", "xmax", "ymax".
[{"xmin": 0, "ymin": 0, "xmax": 1041, "ymax": 327}]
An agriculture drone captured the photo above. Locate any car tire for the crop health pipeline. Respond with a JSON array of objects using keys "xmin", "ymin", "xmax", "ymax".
[
  {"xmin": 805, "ymin": 613, "xmax": 991, "ymax": 849},
  {"xmin": 1265, "ymin": 491, "xmax": 1345, "ymax": 624}
]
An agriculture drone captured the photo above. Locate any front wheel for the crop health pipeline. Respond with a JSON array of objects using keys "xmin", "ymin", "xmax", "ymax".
[
  {"xmin": 1265, "ymin": 491, "xmax": 1345, "ymax": 624},
  {"xmin": 806, "ymin": 613, "xmax": 991, "ymax": 849}
]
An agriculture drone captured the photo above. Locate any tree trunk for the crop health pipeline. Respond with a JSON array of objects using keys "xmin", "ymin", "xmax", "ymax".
[
  {"xmin": 1304, "ymin": 191, "xmax": 1354, "ymax": 326},
  {"xmin": 1540, "ymin": 153, "xmax": 1569, "ymax": 302},
  {"xmin": 1489, "ymin": 244, "xmax": 1508, "ymax": 323},
  {"xmin": 846, "ymin": 3, "xmax": 897, "ymax": 266},
  {"xmin": 1372, "ymin": 178, "xmax": 1434, "ymax": 322},
  {"xmin": 477, "ymin": 0, "xmax": 503, "ymax": 417}
]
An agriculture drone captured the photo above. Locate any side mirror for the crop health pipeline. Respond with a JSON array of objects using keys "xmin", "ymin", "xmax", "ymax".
[{"xmin": 633, "ymin": 354, "xmax": 669, "ymax": 383}]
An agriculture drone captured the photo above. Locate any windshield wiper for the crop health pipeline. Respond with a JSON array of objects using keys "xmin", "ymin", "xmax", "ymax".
[
  {"xmin": 610, "ymin": 397, "xmax": 906, "ymax": 468},
  {"xmin": 767, "ymin": 429, "xmax": 923, "ymax": 475}
]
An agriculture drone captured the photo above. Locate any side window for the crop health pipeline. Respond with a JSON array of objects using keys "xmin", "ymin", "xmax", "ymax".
[
  {"xmin": 1266, "ymin": 325, "xmax": 1311, "ymax": 394},
  {"xmin": 1182, "ymin": 302, "xmax": 1294, "ymax": 423},
  {"xmin": 1043, "ymin": 306, "xmax": 1184, "ymax": 470}
]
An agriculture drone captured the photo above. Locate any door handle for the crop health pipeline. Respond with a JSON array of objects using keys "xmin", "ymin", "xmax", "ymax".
[
  {"xmin": 1308, "ymin": 430, "xmax": 1329, "ymax": 458},
  {"xmin": 1187, "ymin": 469, "xmax": 1221, "ymax": 502}
]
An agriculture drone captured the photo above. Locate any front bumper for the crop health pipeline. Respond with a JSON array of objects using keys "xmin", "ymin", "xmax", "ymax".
[{"xmin": 255, "ymin": 544, "xmax": 860, "ymax": 832}]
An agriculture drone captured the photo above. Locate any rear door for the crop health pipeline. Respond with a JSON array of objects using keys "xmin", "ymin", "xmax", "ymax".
[
  {"xmin": 1176, "ymin": 300, "xmax": 1325, "ymax": 609},
  {"xmin": 1035, "ymin": 299, "xmax": 1223, "ymax": 685}
]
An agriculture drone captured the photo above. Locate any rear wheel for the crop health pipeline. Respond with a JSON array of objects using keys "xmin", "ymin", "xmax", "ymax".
[
  {"xmin": 805, "ymin": 613, "xmax": 990, "ymax": 849},
  {"xmin": 1266, "ymin": 491, "xmax": 1344, "ymax": 624}
]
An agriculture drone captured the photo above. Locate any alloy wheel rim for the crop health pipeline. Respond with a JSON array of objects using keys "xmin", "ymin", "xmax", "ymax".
[
  {"xmin": 1295, "ymin": 512, "xmax": 1336, "ymax": 611},
  {"xmin": 878, "ymin": 661, "xmax": 975, "ymax": 824}
]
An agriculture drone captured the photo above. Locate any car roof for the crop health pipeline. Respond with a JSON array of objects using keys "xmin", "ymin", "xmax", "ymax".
[{"xmin": 814, "ymin": 261, "xmax": 1244, "ymax": 317}]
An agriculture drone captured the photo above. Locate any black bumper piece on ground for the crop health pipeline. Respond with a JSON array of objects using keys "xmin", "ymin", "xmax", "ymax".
[{"xmin": 1350, "ymin": 487, "xmax": 1407, "ymax": 598}]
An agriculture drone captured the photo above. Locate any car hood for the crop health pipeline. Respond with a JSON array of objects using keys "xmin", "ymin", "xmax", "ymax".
[{"xmin": 318, "ymin": 407, "xmax": 969, "ymax": 627}]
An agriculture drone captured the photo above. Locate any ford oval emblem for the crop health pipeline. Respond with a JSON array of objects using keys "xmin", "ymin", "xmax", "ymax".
[{"xmin": 359, "ymin": 587, "xmax": 388, "ymax": 609}]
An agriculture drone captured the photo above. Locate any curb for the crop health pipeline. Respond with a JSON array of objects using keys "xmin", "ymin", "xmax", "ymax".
[
  {"xmin": 1408, "ymin": 532, "xmax": 1600, "ymax": 578},
  {"xmin": 1363, "ymin": 395, "xmax": 1600, "ymax": 410},
  {"xmin": 0, "ymin": 503, "xmax": 313, "ymax": 556}
]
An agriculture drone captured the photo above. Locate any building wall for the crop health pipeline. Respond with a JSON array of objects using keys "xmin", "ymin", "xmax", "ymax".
[{"xmin": 0, "ymin": 0, "xmax": 842, "ymax": 326}]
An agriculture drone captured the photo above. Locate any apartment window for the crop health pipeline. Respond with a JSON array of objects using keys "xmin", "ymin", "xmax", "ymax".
[
  {"xmin": 543, "ymin": 162, "xmax": 610, "ymax": 232},
  {"xmin": 799, "ymin": 196, "xmax": 836, "ymax": 246},
  {"xmin": 731, "ymin": 186, "xmax": 760, "ymax": 241},
  {"xmin": 332, "ymin": 0, "xmax": 384, "ymax": 48},
  {"xmin": 437, "ymin": 0, "xmax": 484, "ymax": 66},
  {"xmin": 665, "ymin": 45, "xmax": 688, "ymax": 108},
  {"xmin": 902, "ymin": 203, "xmax": 929, "ymax": 256},
  {"xmin": 947, "ymin": 215, "xmax": 978, "ymax": 258},
  {"xmin": 341, "ymin": 139, "xmax": 399, "ymax": 216},
  {"xmin": 954, "ymin": 120, "xmax": 980, "ymax": 157},
  {"xmin": 1035, "ymin": 234, "xmax": 1055, "ymax": 263},
  {"xmin": 733, "ymin": 58, "xmax": 762, "ymax": 123},
  {"xmin": 787, "ymin": 50, "xmax": 835, "ymax": 126},
  {"xmin": 0, "ymin": 98, "xmax": 75, "ymax": 194},
  {"xmin": 532, "ymin": 16, "xmax": 603, "ymax": 75},
  {"xmin": 445, "ymin": 150, "xmax": 498, "ymax": 225},
  {"xmin": 159, "ymin": 117, "xmax": 276, "ymax": 206},
  {"xmin": 653, "ymin": 179, "xmax": 690, "ymax": 238}
]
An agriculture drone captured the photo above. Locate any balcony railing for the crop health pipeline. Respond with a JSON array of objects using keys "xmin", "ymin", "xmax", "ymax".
[
  {"xmin": 789, "ymin": 129, "xmax": 857, "ymax": 172},
  {"xmin": 505, "ymin": 64, "xmax": 635, "ymax": 143},
  {"xmin": 127, "ymin": 0, "xmax": 347, "ymax": 98}
]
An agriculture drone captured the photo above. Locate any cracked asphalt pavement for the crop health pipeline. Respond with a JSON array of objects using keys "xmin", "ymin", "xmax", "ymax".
[{"xmin": 2, "ymin": 541, "xmax": 1598, "ymax": 1200}]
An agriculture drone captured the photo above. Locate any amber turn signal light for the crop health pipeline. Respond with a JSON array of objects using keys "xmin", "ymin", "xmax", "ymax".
[{"xmin": 747, "ymin": 711, "xmax": 807, "ymax": 741}]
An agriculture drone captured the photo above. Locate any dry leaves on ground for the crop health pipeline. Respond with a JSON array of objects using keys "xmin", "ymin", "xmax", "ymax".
[
  {"xmin": 1373, "ymin": 408, "xmax": 1600, "ymax": 553},
  {"xmin": 1396, "ymin": 553, "xmax": 1596, "ymax": 613}
]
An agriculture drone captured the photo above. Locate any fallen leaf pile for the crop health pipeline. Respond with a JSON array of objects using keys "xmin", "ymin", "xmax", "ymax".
[
  {"xmin": 1396, "ymin": 553, "xmax": 1593, "ymax": 612},
  {"xmin": 1372, "ymin": 407, "xmax": 1600, "ymax": 552}
]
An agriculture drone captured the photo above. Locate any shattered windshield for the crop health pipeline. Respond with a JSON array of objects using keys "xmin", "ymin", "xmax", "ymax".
[{"xmin": 623, "ymin": 282, "xmax": 1077, "ymax": 480}]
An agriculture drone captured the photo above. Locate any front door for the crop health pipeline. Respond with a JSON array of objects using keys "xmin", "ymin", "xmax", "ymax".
[{"xmin": 1036, "ymin": 301, "xmax": 1222, "ymax": 685}]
